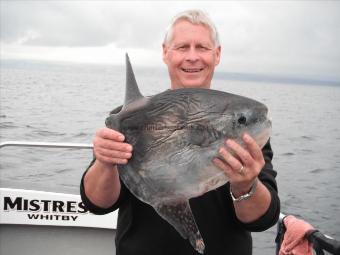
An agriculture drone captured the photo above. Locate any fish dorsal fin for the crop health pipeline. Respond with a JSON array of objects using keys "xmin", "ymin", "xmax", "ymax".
[{"xmin": 124, "ymin": 53, "xmax": 144, "ymax": 106}]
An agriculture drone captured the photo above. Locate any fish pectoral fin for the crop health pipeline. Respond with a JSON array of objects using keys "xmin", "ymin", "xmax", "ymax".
[
  {"xmin": 154, "ymin": 199, "xmax": 205, "ymax": 254},
  {"xmin": 188, "ymin": 125, "xmax": 221, "ymax": 147}
]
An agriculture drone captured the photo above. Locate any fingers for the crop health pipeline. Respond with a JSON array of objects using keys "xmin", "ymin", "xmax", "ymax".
[
  {"xmin": 213, "ymin": 133, "xmax": 265, "ymax": 187},
  {"xmin": 93, "ymin": 127, "xmax": 133, "ymax": 165},
  {"xmin": 95, "ymin": 154, "xmax": 129, "ymax": 165},
  {"xmin": 242, "ymin": 133, "xmax": 264, "ymax": 163},
  {"xmin": 218, "ymin": 147, "xmax": 243, "ymax": 174},
  {"xmin": 225, "ymin": 139, "xmax": 253, "ymax": 168},
  {"xmin": 95, "ymin": 138, "xmax": 132, "ymax": 153},
  {"xmin": 97, "ymin": 146, "xmax": 132, "ymax": 160},
  {"xmin": 96, "ymin": 127, "xmax": 125, "ymax": 143},
  {"xmin": 212, "ymin": 157, "xmax": 232, "ymax": 175},
  {"xmin": 221, "ymin": 133, "xmax": 265, "ymax": 171}
]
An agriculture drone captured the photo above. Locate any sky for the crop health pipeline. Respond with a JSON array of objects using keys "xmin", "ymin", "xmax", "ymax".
[{"xmin": 1, "ymin": 1, "xmax": 340, "ymax": 81}]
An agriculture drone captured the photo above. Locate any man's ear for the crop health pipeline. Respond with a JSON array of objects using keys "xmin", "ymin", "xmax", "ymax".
[
  {"xmin": 215, "ymin": 46, "xmax": 221, "ymax": 66},
  {"xmin": 162, "ymin": 44, "xmax": 169, "ymax": 64}
]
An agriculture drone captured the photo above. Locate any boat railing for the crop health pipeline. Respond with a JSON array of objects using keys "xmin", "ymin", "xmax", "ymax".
[
  {"xmin": 276, "ymin": 213, "xmax": 340, "ymax": 255},
  {"xmin": 0, "ymin": 141, "xmax": 93, "ymax": 149}
]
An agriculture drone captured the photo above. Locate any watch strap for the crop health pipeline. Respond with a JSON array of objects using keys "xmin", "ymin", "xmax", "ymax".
[{"xmin": 230, "ymin": 178, "xmax": 258, "ymax": 202}]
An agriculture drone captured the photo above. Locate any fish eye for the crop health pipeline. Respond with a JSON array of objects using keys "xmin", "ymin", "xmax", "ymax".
[{"xmin": 238, "ymin": 116, "xmax": 247, "ymax": 125}]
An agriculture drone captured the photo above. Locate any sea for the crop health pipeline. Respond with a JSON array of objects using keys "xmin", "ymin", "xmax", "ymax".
[{"xmin": 1, "ymin": 59, "xmax": 339, "ymax": 255}]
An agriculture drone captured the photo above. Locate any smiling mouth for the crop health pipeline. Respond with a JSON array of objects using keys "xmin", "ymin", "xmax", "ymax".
[{"xmin": 181, "ymin": 68, "xmax": 204, "ymax": 73}]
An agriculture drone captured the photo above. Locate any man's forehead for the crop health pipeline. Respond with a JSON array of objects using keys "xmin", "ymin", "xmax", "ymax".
[
  {"xmin": 171, "ymin": 20, "xmax": 214, "ymax": 45},
  {"xmin": 173, "ymin": 19, "xmax": 210, "ymax": 32}
]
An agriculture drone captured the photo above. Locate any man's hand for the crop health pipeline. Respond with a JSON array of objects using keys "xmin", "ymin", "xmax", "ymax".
[
  {"xmin": 84, "ymin": 127, "xmax": 133, "ymax": 208},
  {"xmin": 213, "ymin": 133, "xmax": 265, "ymax": 196},
  {"xmin": 93, "ymin": 127, "xmax": 133, "ymax": 167},
  {"xmin": 213, "ymin": 133, "xmax": 272, "ymax": 223}
]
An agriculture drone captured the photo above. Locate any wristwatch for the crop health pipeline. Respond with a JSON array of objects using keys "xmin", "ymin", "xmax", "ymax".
[{"xmin": 230, "ymin": 178, "xmax": 258, "ymax": 202}]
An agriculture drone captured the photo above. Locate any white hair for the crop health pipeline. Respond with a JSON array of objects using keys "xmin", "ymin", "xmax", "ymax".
[{"xmin": 163, "ymin": 9, "xmax": 220, "ymax": 47}]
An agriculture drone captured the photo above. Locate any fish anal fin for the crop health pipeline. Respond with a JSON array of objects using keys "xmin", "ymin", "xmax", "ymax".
[{"xmin": 154, "ymin": 199, "xmax": 205, "ymax": 254}]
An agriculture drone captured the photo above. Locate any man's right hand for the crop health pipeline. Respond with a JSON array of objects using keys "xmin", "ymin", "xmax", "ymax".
[
  {"xmin": 83, "ymin": 127, "xmax": 132, "ymax": 208},
  {"xmin": 93, "ymin": 127, "xmax": 133, "ymax": 167}
]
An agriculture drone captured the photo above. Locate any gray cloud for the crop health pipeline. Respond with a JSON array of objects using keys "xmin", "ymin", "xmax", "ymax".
[
  {"xmin": 0, "ymin": 2, "xmax": 170, "ymax": 48},
  {"xmin": 215, "ymin": 2, "xmax": 340, "ymax": 78},
  {"xmin": 1, "ymin": 1, "xmax": 339, "ymax": 80}
]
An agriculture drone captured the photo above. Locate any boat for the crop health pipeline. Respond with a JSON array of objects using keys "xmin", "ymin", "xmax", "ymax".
[
  {"xmin": 0, "ymin": 141, "xmax": 118, "ymax": 255},
  {"xmin": 1, "ymin": 141, "xmax": 339, "ymax": 255}
]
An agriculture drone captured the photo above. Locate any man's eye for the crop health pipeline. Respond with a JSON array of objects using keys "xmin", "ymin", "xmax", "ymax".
[
  {"xmin": 177, "ymin": 46, "xmax": 188, "ymax": 51},
  {"xmin": 197, "ymin": 46, "xmax": 209, "ymax": 51}
]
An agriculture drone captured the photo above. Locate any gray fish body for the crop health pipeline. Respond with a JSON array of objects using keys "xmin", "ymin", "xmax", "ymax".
[{"xmin": 105, "ymin": 55, "xmax": 271, "ymax": 253}]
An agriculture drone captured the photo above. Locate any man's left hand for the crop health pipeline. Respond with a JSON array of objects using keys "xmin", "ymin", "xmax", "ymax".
[{"xmin": 213, "ymin": 133, "xmax": 265, "ymax": 197}]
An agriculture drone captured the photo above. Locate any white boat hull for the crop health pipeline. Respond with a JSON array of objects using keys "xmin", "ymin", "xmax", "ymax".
[{"xmin": 0, "ymin": 188, "xmax": 118, "ymax": 255}]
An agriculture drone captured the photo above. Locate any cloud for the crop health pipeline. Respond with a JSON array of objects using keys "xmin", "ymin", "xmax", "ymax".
[
  {"xmin": 1, "ymin": 2, "xmax": 170, "ymax": 48},
  {"xmin": 1, "ymin": 1, "xmax": 339, "ymax": 80},
  {"xmin": 215, "ymin": 2, "xmax": 340, "ymax": 78}
]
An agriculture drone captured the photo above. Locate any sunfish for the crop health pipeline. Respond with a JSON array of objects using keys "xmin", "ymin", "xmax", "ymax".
[{"xmin": 105, "ymin": 54, "xmax": 272, "ymax": 253}]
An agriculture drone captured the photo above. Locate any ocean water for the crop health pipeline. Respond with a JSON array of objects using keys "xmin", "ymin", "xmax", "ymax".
[{"xmin": 1, "ymin": 59, "xmax": 339, "ymax": 254}]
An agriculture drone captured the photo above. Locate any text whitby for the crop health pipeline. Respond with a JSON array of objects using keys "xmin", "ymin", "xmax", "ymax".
[{"xmin": 3, "ymin": 196, "xmax": 88, "ymax": 222}]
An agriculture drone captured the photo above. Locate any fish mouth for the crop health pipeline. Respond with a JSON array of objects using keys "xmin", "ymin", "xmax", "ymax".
[
  {"xmin": 181, "ymin": 68, "xmax": 204, "ymax": 73},
  {"xmin": 251, "ymin": 120, "xmax": 272, "ymax": 148},
  {"xmin": 254, "ymin": 127, "xmax": 271, "ymax": 148}
]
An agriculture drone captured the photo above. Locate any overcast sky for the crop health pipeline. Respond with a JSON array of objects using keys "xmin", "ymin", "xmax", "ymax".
[{"xmin": 1, "ymin": 1, "xmax": 339, "ymax": 81}]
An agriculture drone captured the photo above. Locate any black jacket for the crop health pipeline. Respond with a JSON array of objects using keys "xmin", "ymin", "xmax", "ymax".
[{"xmin": 80, "ymin": 141, "xmax": 280, "ymax": 255}]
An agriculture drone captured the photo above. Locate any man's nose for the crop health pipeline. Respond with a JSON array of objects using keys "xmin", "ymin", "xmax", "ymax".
[{"xmin": 185, "ymin": 47, "xmax": 199, "ymax": 62}]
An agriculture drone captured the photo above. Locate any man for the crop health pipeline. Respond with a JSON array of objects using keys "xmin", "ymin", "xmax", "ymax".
[{"xmin": 81, "ymin": 10, "xmax": 280, "ymax": 255}]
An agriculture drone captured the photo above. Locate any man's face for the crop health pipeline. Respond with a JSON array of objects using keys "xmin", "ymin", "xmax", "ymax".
[{"xmin": 163, "ymin": 20, "xmax": 221, "ymax": 90}]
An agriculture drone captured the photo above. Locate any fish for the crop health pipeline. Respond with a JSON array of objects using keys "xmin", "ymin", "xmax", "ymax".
[{"xmin": 105, "ymin": 54, "xmax": 272, "ymax": 253}]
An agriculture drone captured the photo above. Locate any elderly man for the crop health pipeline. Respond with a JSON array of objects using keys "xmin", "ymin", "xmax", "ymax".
[{"xmin": 81, "ymin": 10, "xmax": 280, "ymax": 255}]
